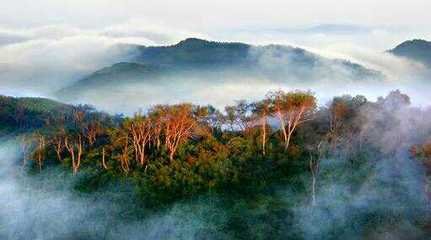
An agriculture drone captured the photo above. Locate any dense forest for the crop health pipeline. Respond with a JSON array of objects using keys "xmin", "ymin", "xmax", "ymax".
[{"xmin": 1, "ymin": 90, "xmax": 431, "ymax": 239}]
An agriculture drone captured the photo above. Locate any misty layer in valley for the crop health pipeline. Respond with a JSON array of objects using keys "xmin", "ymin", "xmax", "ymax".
[
  {"xmin": 54, "ymin": 38, "xmax": 387, "ymax": 113},
  {"xmin": 44, "ymin": 38, "xmax": 431, "ymax": 114},
  {"xmin": 1, "ymin": 89, "xmax": 431, "ymax": 239},
  {"xmin": 2, "ymin": 36, "xmax": 431, "ymax": 112}
]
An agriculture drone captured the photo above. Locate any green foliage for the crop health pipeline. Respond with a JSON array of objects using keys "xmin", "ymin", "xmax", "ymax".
[
  {"xmin": 4, "ymin": 89, "xmax": 431, "ymax": 239},
  {"xmin": 5, "ymin": 90, "xmax": 431, "ymax": 216}
]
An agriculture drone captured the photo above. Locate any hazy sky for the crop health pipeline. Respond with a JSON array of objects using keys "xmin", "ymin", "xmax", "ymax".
[
  {"xmin": 0, "ymin": 0, "xmax": 429, "ymax": 51},
  {"xmin": 2, "ymin": 0, "xmax": 430, "ymax": 29}
]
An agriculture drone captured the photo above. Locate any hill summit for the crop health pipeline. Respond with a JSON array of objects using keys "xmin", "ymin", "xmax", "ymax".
[{"xmin": 389, "ymin": 39, "xmax": 431, "ymax": 66}]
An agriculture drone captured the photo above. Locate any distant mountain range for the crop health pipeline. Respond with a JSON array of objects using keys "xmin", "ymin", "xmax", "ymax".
[
  {"xmin": 57, "ymin": 38, "xmax": 383, "ymax": 99},
  {"xmin": 389, "ymin": 39, "xmax": 431, "ymax": 67}
]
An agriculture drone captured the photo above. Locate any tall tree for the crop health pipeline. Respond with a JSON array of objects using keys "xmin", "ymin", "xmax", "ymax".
[
  {"xmin": 52, "ymin": 130, "xmax": 65, "ymax": 162},
  {"xmin": 84, "ymin": 120, "xmax": 102, "ymax": 146},
  {"xmin": 129, "ymin": 115, "xmax": 153, "ymax": 166},
  {"xmin": 224, "ymin": 100, "xmax": 252, "ymax": 133},
  {"xmin": 32, "ymin": 132, "xmax": 46, "ymax": 171},
  {"xmin": 163, "ymin": 104, "xmax": 197, "ymax": 161},
  {"xmin": 148, "ymin": 106, "xmax": 165, "ymax": 150},
  {"xmin": 252, "ymin": 99, "xmax": 271, "ymax": 155},
  {"xmin": 64, "ymin": 134, "xmax": 83, "ymax": 175},
  {"xmin": 269, "ymin": 90, "xmax": 316, "ymax": 150}
]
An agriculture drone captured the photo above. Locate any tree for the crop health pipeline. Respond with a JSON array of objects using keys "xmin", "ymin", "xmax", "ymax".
[
  {"xmin": 327, "ymin": 95, "xmax": 368, "ymax": 153},
  {"xmin": 377, "ymin": 89, "xmax": 410, "ymax": 111},
  {"xmin": 148, "ymin": 106, "xmax": 165, "ymax": 150},
  {"xmin": 308, "ymin": 141, "xmax": 326, "ymax": 206},
  {"xmin": 84, "ymin": 120, "xmax": 102, "ymax": 146},
  {"xmin": 411, "ymin": 140, "xmax": 431, "ymax": 198},
  {"xmin": 33, "ymin": 132, "xmax": 46, "ymax": 172},
  {"xmin": 72, "ymin": 108, "xmax": 85, "ymax": 129},
  {"xmin": 47, "ymin": 114, "xmax": 67, "ymax": 162},
  {"xmin": 224, "ymin": 100, "xmax": 252, "ymax": 133},
  {"xmin": 268, "ymin": 90, "xmax": 316, "ymax": 150},
  {"xmin": 101, "ymin": 147, "xmax": 109, "ymax": 170},
  {"xmin": 327, "ymin": 97, "xmax": 350, "ymax": 149},
  {"xmin": 52, "ymin": 133, "xmax": 64, "ymax": 162},
  {"xmin": 119, "ymin": 134, "xmax": 130, "ymax": 173},
  {"xmin": 64, "ymin": 134, "xmax": 83, "ymax": 175},
  {"xmin": 129, "ymin": 115, "xmax": 153, "ymax": 166},
  {"xmin": 110, "ymin": 123, "xmax": 132, "ymax": 173},
  {"xmin": 252, "ymin": 99, "xmax": 271, "ymax": 155},
  {"xmin": 329, "ymin": 100, "xmax": 349, "ymax": 134},
  {"xmin": 20, "ymin": 134, "xmax": 32, "ymax": 166},
  {"xmin": 162, "ymin": 104, "xmax": 197, "ymax": 161},
  {"xmin": 194, "ymin": 105, "xmax": 222, "ymax": 136}
]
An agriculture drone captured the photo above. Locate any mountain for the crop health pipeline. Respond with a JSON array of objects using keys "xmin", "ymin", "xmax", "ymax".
[
  {"xmin": 57, "ymin": 38, "xmax": 383, "ymax": 103},
  {"xmin": 389, "ymin": 39, "xmax": 431, "ymax": 67},
  {"xmin": 131, "ymin": 38, "xmax": 251, "ymax": 68},
  {"xmin": 122, "ymin": 38, "xmax": 381, "ymax": 76},
  {"xmin": 68, "ymin": 62, "xmax": 164, "ymax": 89}
]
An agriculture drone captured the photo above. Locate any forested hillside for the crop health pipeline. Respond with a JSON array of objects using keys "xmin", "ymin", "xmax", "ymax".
[
  {"xmin": 0, "ymin": 96, "xmax": 73, "ymax": 134},
  {"xmin": 2, "ymin": 90, "xmax": 431, "ymax": 239}
]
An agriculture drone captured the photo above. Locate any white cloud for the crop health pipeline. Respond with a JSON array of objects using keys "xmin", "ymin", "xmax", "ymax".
[{"xmin": 0, "ymin": 20, "xmax": 205, "ymax": 95}]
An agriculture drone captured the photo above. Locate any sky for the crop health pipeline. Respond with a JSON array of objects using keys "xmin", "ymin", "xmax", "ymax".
[
  {"xmin": 0, "ymin": 0, "xmax": 430, "ymax": 61},
  {"xmin": 0, "ymin": 0, "xmax": 429, "ymax": 51},
  {"xmin": 1, "ymin": 0, "xmax": 430, "ymax": 29}
]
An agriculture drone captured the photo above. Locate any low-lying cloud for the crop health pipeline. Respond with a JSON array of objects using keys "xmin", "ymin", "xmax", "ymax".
[
  {"xmin": 0, "ymin": 21, "xmax": 205, "ymax": 96},
  {"xmin": 0, "ymin": 21, "xmax": 430, "ymax": 113}
]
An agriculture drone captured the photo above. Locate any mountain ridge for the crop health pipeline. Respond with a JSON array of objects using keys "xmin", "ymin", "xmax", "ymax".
[
  {"xmin": 389, "ymin": 39, "xmax": 431, "ymax": 66},
  {"xmin": 57, "ymin": 38, "xmax": 384, "ymax": 100}
]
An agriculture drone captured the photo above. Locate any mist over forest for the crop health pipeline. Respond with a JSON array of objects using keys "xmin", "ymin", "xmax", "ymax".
[{"xmin": 1, "ymin": 1, "xmax": 431, "ymax": 239}]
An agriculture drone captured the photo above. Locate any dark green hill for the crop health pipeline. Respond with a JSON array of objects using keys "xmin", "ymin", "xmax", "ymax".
[
  {"xmin": 58, "ymin": 38, "xmax": 383, "ymax": 98},
  {"xmin": 133, "ymin": 38, "xmax": 251, "ymax": 67},
  {"xmin": 0, "ymin": 95, "xmax": 73, "ymax": 134},
  {"xmin": 389, "ymin": 39, "xmax": 431, "ymax": 66},
  {"xmin": 68, "ymin": 62, "xmax": 164, "ymax": 89}
]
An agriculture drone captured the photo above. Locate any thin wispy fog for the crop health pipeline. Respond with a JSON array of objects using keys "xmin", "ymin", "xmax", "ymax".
[
  {"xmin": 1, "ymin": 1, "xmax": 431, "ymax": 109},
  {"xmin": 0, "ymin": 22, "xmax": 430, "ymax": 113},
  {"xmin": 0, "ymin": 22, "xmax": 206, "ymax": 96},
  {"xmin": 0, "ymin": 14, "xmax": 430, "ymax": 112}
]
